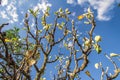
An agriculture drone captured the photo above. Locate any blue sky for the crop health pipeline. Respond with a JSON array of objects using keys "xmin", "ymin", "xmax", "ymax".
[{"xmin": 0, "ymin": 0, "xmax": 120, "ymax": 80}]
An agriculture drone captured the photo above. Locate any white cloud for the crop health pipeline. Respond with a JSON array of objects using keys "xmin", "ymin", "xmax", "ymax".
[
  {"xmin": 67, "ymin": 0, "xmax": 75, "ymax": 4},
  {"xmin": 20, "ymin": 11, "xmax": 24, "ymax": 14},
  {"xmin": 31, "ymin": 19, "xmax": 36, "ymax": 34},
  {"xmin": 77, "ymin": 0, "xmax": 87, "ymax": 5},
  {"xmin": 18, "ymin": 0, "xmax": 27, "ymax": 6},
  {"xmin": 88, "ymin": 0, "xmax": 115, "ymax": 21},
  {"xmin": 71, "ymin": 12, "xmax": 76, "ymax": 17},
  {"xmin": 0, "ymin": 11, "xmax": 9, "ymax": 19},
  {"xmin": 0, "ymin": 0, "xmax": 18, "ymax": 23},
  {"xmin": 7, "ymin": 1, "xmax": 18, "ymax": 23},
  {"xmin": 33, "ymin": 0, "xmax": 52, "ymax": 14},
  {"xmin": 0, "ymin": 0, "xmax": 52, "ymax": 25},
  {"xmin": 7, "ymin": 3, "xmax": 18, "ymax": 22},
  {"xmin": 1, "ymin": 0, "xmax": 8, "ymax": 6},
  {"xmin": 66, "ymin": 0, "xmax": 118, "ymax": 21}
]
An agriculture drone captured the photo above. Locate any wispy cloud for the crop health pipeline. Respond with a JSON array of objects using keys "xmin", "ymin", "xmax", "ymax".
[
  {"xmin": 88, "ymin": 0, "xmax": 114, "ymax": 21},
  {"xmin": 33, "ymin": 0, "xmax": 52, "ymax": 14},
  {"xmin": 0, "ymin": 11, "xmax": 9, "ymax": 19},
  {"xmin": 77, "ymin": 0, "xmax": 87, "ymax": 5},
  {"xmin": 67, "ymin": 0, "xmax": 119, "ymax": 21},
  {"xmin": 1, "ymin": 0, "xmax": 8, "ymax": 6},
  {"xmin": 0, "ymin": 0, "xmax": 52, "ymax": 24},
  {"xmin": 71, "ymin": 12, "xmax": 76, "ymax": 17},
  {"xmin": 0, "ymin": 0, "xmax": 18, "ymax": 24},
  {"xmin": 67, "ymin": 0, "xmax": 75, "ymax": 4}
]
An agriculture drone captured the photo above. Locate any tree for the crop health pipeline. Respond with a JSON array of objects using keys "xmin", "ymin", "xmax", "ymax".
[{"xmin": 0, "ymin": 7, "xmax": 120, "ymax": 80}]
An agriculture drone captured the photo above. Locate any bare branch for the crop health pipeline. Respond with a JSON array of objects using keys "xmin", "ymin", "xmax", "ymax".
[
  {"xmin": 47, "ymin": 57, "xmax": 59, "ymax": 63},
  {"xmin": 105, "ymin": 54, "xmax": 118, "ymax": 70},
  {"xmin": 0, "ymin": 23, "xmax": 9, "ymax": 31}
]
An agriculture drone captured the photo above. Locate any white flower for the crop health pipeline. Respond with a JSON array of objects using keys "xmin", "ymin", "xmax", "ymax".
[
  {"xmin": 68, "ymin": 42, "xmax": 73, "ymax": 48},
  {"xmin": 18, "ymin": 39, "xmax": 21, "ymax": 41},
  {"xmin": 43, "ymin": 78, "xmax": 46, "ymax": 80},
  {"xmin": 95, "ymin": 35, "xmax": 101, "ymax": 42},
  {"xmin": 65, "ymin": 8, "xmax": 69, "ymax": 12},
  {"xmin": 110, "ymin": 53, "xmax": 119, "ymax": 57},
  {"xmin": 66, "ymin": 60, "xmax": 69, "ymax": 65},
  {"xmin": 94, "ymin": 63, "xmax": 99, "ymax": 69},
  {"xmin": 33, "ymin": 6, "xmax": 39, "ymax": 12},
  {"xmin": 84, "ymin": 40, "xmax": 90, "ymax": 46}
]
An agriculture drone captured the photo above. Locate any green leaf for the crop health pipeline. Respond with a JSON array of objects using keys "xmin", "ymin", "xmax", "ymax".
[
  {"xmin": 29, "ymin": 9, "xmax": 34, "ymax": 14},
  {"xmin": 58, "ymin": 25, "xmax": 63, "ymax": 30},
  {"xmin": 29, "ymin": 9, "xmax": 38, "ymax": 17},
  {"xmin": 41, "ymin": 16, "xmax": 45, "ymax": 21},
  {"xmin": 5, "ymin": 27, "xmax": 20, "ymax": 39},
  {"xmin": 34, "ymin": 9, "xmax": 39, "ymax": 16},
  {"xmin": 85, "ymin": 70, "xmax": 91, "ymax": 77},
  {"xmin": 84, "ymin": 21, "xmax": 90, "ymax": 24},
  {"xmin": 38, "ymin": 30, "xmax": 43, "ymax": 33},
  {"xmin": 110, "ymin": 53, "xmax": 119, "ymax": 57},
  {"xmin": 0, "ymin": 68, "xmax": 4, "ymax": 73},
  {"xmin": 59, "ymin": 8, "xmax": 63, "ymax": 12},
  {"xmin": 65, "ymin": 8, "xmax": 71, "ymax": 14},
  {"xmin": 65, "ymin": 8, "xmax": 69, "ymax": 12},
  {"xmin": 86, "ymin": 14, "xmax": 91, "ymax": 19},
  {"xmin": 61, "ymin": 22, "xmax": 65, "ymax": 26},
  {"xmin": 64, "ymin": 43, "xmax": 68, "ymax": 48},
  {"xmin": 34, "ymin": 52, "xmax": 40, "ymax": 61},
  {"xmin": 54, "ymin": 11, "xmax": 59, "ymax": 15},
  {"xmin": 94, "ymin": 44, "xmax": 102, "ymax": 54},
  {"xmin": 57, "ymin": 22, "xmax": 65, "ymax": 30},
  {"xmin": 47, "ymin": 6, "xmax": 50, "ymax": 12}
]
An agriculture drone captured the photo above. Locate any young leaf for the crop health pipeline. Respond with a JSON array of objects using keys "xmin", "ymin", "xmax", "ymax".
[
  {"xmin": 96, "ymin": 45, "xmax": 102, "ymax": 54},
  {"xmin": 84, "ymin": 21, "xmax": 90, "ymax": 24},
  {"xmin": 28, "ymin": 59, "xmax": 36, "ymax": 66},
  {"xmin": 85, "ymin": 70, "xmax": 91, "ymax": 77},
  {"xmin": 78, "ymin": 15, "xmax": 84, "ymax": 20},
  {"xmin": 4, "ymin": 38, "xmax": 11, "ymax": 42},
  {"xmin": 87, "ymin": 7, "xmax": 92, "ymax": 13},
  {"xmin": 84, "ymin": 40, "xmax": 90, "ymax": 47},
  {"xmin": 93, "ymin": 44, "xmax": 102, "ymax": 54},
  {"xmin": 110, "ymin": 53, "xmax": 119, "ymax": 57},
  {"xmin": 59, "ymin": 8, "xmax": 63, "ymax": 12},
  {"xmin": 43, "ymin": 24, "xmax": 50, "ymax": 30},
  {"xmin": 47, "ymin": 6, "xmax": 50, "ymax": 12},
  {"xmin": 29, "ymin": 9, "xmax": 34, "ymax": 15},
  {"xmin": 34, "ymin": 52, "xmax": 40, "ymax": 60}
]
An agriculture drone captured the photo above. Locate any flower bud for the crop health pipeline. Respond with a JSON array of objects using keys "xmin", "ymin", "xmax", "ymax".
[
  {"xmin": 95, "ymin": 35, "xmax": 101, "ymax": 42},
  {"xmin": 59, "ymin": 8, "xmax": 63, "ymax": 12},
  {"xmin": 84, "ymin": 40, "xmax": 90, "ymax": 46},
  {"xmin": 110, "ymin": 53, "xmax": 119, "ymax": 57},
  {"xmin": 94, "ymin": 63, "xmax": 99, "ymax": 69}
]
